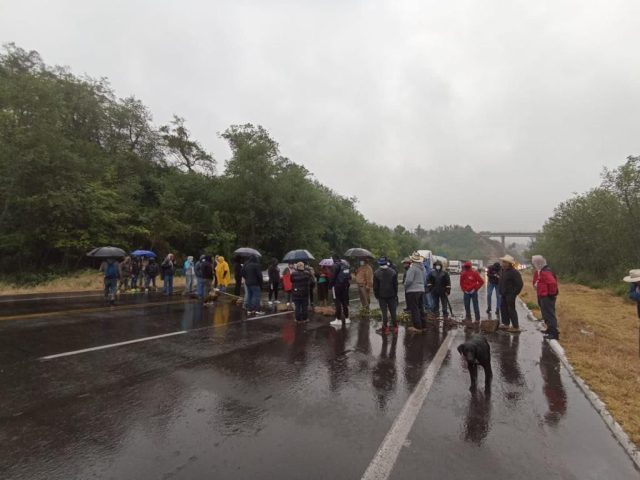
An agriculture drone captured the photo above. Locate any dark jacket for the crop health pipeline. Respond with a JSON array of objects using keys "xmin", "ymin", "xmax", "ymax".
[
  {"xmin": 268, "ymin": 264, "xmax": 280, "ymax": 284},
  {"xmin": 161, "ymin": 258, "xmax": 175, "ymax": 276},
  {"xmin": 329, "ymin": 261, "xmax": 351, "ymax": 288},
  {"xmin": 201, "ymin": 260, "xmax": 214, "ymax": 280},
  {"xmin": 487, "ymin": 263, "xmax": 501, "ymax": 285},
  {"xmin": 499, "ymin": 266, "xmax": 523, "ymax": 297},
  {"xmin": 373, "ymin": 266, "xmax": 398, "ymax": 299},
  {"xmin": 233, "ymin": 261, "xmax": 243, "ymax": 279},
  {"xmin": 427, "ymin": 269, "xmax": 451, "ymax": 295},
  {"xmin": 242, "ymin": 256, "xmax": 263, "ymax": 288},
  {"xmin": 291, "ymin": 269, "xmax": 315, "ymax": 300}
]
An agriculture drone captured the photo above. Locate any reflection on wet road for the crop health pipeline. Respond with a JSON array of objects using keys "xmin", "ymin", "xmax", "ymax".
[{"xmin": 0, "ymin": 284, "xmax": 638, "ymax": 479}]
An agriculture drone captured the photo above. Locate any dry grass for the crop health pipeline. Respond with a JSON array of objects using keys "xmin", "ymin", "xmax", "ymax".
[
  {"xmin": 521, "ymin": 271, "xmax": 640, "ymax": 446},
  {"xmin": 0, "ymin": 270, "xmax": 186, "ymax": 296}
]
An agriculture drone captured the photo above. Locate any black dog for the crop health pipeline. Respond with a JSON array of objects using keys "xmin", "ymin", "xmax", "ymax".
[{"xmin": 457, "ymin": 334, "xmax": 493, "ymax": 390}]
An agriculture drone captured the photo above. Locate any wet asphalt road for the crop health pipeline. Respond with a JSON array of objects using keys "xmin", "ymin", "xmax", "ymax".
[{"xmin": 1, "ymin": 284, "xmax": 638, "ymax": 479}]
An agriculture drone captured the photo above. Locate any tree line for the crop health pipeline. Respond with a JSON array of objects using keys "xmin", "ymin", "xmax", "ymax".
[
  {"xmin": 533, "ymin": 155, "xmax": 640, "ymax": 285},
  {"xmin": 0, "ymin": 44, "xmax": 420, "ymax": 280}
]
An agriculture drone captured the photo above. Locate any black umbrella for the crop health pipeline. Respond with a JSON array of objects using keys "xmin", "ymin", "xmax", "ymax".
[
  {"xmin": 344, "ymin": 247, "xmax": 375, "ymax": 259},
  {"xmin": 233, "ymin": 247, "xmax": 262, "ymax": 259},
  {"xmin": 283, "ymin": 249, "xmax": 315, "ymax": 262},
  {"xmin": 87, "ymin": 246, "xmax": 126, "ymax": 259}
]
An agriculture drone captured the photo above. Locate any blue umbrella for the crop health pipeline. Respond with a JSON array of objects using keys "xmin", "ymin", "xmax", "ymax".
[{"xmin": 131, "ymin": 249, "xmax": 157, "ymax": 258}]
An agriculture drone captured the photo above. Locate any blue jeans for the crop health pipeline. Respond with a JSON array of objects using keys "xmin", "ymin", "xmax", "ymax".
[
  {"xmin": 487, "ymin": 283, "xmax": 501, "ymax": 312},
  {"xmin": 424, "ymin": 291, "xmax": 434, "ymax": 311},
  {"xmin": 293, "ymin": 297, "xmax": 309, "ymax": 321},
  {"xmin": 196, "ymin": 277, "xmax": 204, "ymax": 298},
  {"xmin": 463, "ymin": 291, "xmax": 480, "ymax": 320},
  {"xmin": 247, "ymin": 285, "xmax": 262, "ymax": 311},
  {"xmin": 163, "ymin": 274, "xmax": 174, "ymax": 295},
  {"xmin": 185, "ymin": 274, "xmax": 195, "ymax": 294}
]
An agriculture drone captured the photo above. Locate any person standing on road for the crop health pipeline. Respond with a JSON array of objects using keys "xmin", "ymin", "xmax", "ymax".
[
  {"xmin": 623, "ymin": 269, "xmax": 640, "ymax": 319},
  {"xmin": 460, "ymin": 261, "xmax": 484, "ymax": 322},
  {"xmin": 498, "ymin": 255, "xmax": 524, "ymax": 333},
  {"xmin": 215, "ymin": 256, "xmax": 231, "ymax": 293},
  {"xmin": 130, "ymin": 257, "xmax": 141, "ymax": 291},
  {"xmin": 532, "ymin": 255, "xmax": 560, "ymax": 340},
  {"xmin": 194, "ymin": 255, "xmax": 205, "ymax": 299},
  {"xmin": 201, "ymin": 255, "xmax": 214, "ymax": 304},
  {"xmin": 374, "ymin": 256, "xmax": 399, "ymax": 335},
  {"xmin": 486, "ymin": 261, "xmax": 501, "ymax": 315},
  {"xmin": 306, "ymin": 264, "xmax": 317, "ymax": 307},
  {"xmin": 404, "ymin": 252, "xmax": 426, "ymax": 333},
  {"xmin": 426, "ymin": 260, "xmax": 451, "ymax": 319},
  {"xmin": 267, "ymin": 260, "xmax": 280, "ymax": 305},
  {"xmin": 118, "ymin": 256, "xmax": 132, "ymax": 292},
  {"xmin": 233, "ymin": 258, "xmax": 243, "ymax": 297},
  {"xmin": 282, "ymin": 264, "xmax": 294, "ymax": 308},
  {"xmin": 329, "ymin": 255, "xmax": 352, "ymax": 327},
  {"xmin": 291, "ymin": 262, "xmax": 315, "ymax": 323},
  {"xmin": 423, "ymin": 255, "xmax": 434, "ymax": 315},
  {"xmin": 144, "ymin": 257, "xmax": 159, "ymax": 292},
  {"xmin": 317, "ymin": 265, "xmax": 330, "ymax": 306},
  {"xmin": 183, "ymin": 256, "xmax": 195, "ymax": 295},
  {"xmin": 355, "ymin": 258, "xmax": 374, "ymax": 309},
  {"xmin": 242, "ymin": 255, "xmax": 264, "ymax": 316},
  {"xmin": 100, "ymin": 258, "xmax": 120, "ymax": 305},
  {"xmin": 161, "ymin": 253, "xmax": 176, "ymax": 296}
]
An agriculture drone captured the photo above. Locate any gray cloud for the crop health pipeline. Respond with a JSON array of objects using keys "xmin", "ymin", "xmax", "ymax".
[{"xmin": 3, "ymin": 0, "xmax": 639, "ymax": 232}]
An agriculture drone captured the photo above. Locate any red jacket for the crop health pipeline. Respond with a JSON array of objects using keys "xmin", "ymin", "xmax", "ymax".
[
  {"xmin": 460, "ymin": 268, "xmax": 484, "ymax": 293},
  {"xmin": 282, "ymin": 271, "xmax": 292, "ymax": 292},
  {"xmin": 533, "ymin": 267, "xmax": 558, "ymax": 297}
]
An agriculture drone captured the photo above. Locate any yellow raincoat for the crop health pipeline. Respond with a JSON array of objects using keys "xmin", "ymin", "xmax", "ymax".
[{"xmin": 215, "ymin": 257, "xmax": 231, "ymax": 287}]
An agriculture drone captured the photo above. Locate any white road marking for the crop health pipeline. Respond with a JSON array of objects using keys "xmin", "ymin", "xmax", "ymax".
[
  {"xmin": 39, "ymin": 331, "xmax": 187, "ymax": 361},
  {"xmin": 361, "ymin": 329, "xmax": 459, "ymax": 480}
]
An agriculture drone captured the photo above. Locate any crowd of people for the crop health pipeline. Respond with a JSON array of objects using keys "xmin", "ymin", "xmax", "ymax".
[{"xmin": 98, "ymin": 248, "xmax": 596, "ymax": 343}]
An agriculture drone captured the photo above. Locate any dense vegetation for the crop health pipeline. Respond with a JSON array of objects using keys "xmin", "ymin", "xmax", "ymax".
[
  {"xmin": 533, "ymin": 155, "xmax": 640, "ymax": 285},
  {"xmin": 0, "ymin": 44, "xmax": 420, "ymax": 278}
]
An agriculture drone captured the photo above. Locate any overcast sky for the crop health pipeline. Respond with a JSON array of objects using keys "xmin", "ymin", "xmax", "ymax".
[{"xmin": 2, "ymin": 0, "xmax": 639, "ymax": 232}]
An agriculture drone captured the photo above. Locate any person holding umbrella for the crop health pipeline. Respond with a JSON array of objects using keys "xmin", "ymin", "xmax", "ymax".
[
  {"xmin": 318, "ymin": 259, "xmax": 333, "ymax": 306},
  {"xmin": 99, "ymin": 258, "xmax": 121, "ymax": 305},
  {"xmin": 242, "ymin": 255, "xmax": 264, "ymax": 316},
  {"xmin": 291, "ymin": 262, "xmax": 315, "ymax": 323}
]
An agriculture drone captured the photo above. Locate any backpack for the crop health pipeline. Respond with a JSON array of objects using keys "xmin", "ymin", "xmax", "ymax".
[
  {"xmin": 105, "ymin": 262, "xmax": 118, "ymax": 279},
  {"xmin": 334, "ymin": 264, "xmax": 351, "ymax": 286}
]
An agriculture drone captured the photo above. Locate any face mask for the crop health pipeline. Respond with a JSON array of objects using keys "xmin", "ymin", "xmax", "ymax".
[
  {"xmin": 360, "ymin": 261, "xmax": 365, "ymax": 266},
  {"xmin": 435, "ymin": 265, "xmax": 441, "ymax": 271}
]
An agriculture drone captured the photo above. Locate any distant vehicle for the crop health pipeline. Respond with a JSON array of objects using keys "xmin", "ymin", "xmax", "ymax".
[
  {"xmin": 448, "ymin": 260, "xmax": 462, "ymax": 274},
  {"xmin": 262, "ymin": 262, "xmax": 290, "ymax": 284},
  {"xmin": 470, "ymin": 259, "xmax": 484, "ymax": 272}
]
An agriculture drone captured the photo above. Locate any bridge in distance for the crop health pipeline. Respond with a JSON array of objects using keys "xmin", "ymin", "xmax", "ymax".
[{"xmin": 478, "ymin": 231, "xmax": 540, "ymax": 247}]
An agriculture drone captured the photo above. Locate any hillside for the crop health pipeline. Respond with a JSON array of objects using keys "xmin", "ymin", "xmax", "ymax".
[{"xmin": 416, "ymin": 225, "xmax": 513, "ymax": 262}]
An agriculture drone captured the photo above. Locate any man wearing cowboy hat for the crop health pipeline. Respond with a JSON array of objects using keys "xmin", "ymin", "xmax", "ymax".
[
  {"xmin": 623, "ymin": 269, "xmax": 640, "ymax": 318},
  {"xmin": 404, "ymin": 252, "xmax": 426, "ymax": 332},
  {"xmin": 498, "ymin": 254, "xmax": 524, "ymax": 333}
]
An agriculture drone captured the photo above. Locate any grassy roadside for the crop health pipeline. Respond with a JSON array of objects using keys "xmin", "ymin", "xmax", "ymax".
[
  {"xmin": 0, "ymin": 270, "xmax": 186, "ymax": 296},
  {"xmin": 520, "ymin": 271, "xmax": 640, "ymax": 447}
]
